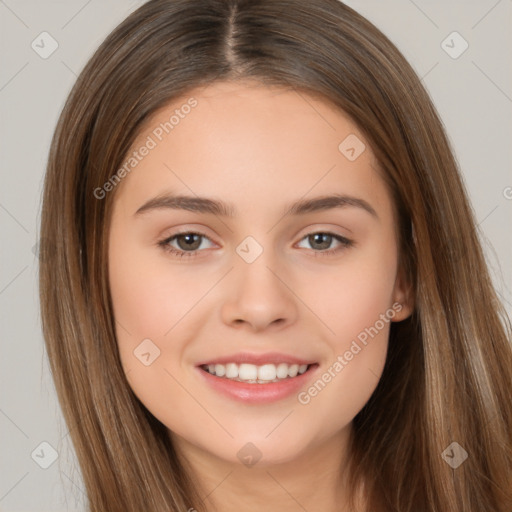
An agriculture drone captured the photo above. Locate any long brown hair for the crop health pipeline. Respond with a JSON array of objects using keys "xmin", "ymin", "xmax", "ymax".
[{"xmin": 39, "ymin": 0, "xmax": 512, "ymax": 510}]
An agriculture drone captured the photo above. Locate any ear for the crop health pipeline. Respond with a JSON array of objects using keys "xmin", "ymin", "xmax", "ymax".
[{"xmin": 391, "ymin": 266, "xmax": 414, "ymax": 322}]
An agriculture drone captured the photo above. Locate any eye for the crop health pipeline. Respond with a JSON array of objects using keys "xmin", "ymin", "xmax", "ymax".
[
  {"xmin": 158, "ymin": 231, "xmax": 216, "ymax": 259},
  {"xmin": 158, "ymin": 230, "xmax": 354, "ymax": 259},
  {"xmin": 296, "ymin": 232, "xmax": 353, "ymax": 256}
]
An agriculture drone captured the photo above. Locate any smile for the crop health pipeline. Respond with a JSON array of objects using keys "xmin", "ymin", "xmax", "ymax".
[
  {"xmin": 197, "ymin": 362, "xmax": 319, "ymax": 403},
  {"xmin": 201, "ymin": 362, "xmax": 310, "ymax": 383}
]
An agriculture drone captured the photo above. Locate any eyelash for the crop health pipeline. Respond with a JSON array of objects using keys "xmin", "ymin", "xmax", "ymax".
[{"xmin": 157, "ymin": 230, "xmax": 354, "ymax": 259}]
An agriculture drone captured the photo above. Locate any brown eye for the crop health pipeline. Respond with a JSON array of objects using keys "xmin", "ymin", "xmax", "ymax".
[
  {"xmin": 158, "ymin": 232, "xmax": 215, "ymax": 258},
  {"xmin": 174, "ymin": 233, "xmax": 202, "ymax": 251},
  {"xmin": 296, "ymin": 232, "xmax": 353, "ymax": 256},
  {"xmin": 308, "ymin": 233, "xmax": 334, "ymax": 250}
]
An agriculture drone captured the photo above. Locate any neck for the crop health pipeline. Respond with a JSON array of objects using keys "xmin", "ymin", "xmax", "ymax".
[{"xmin": 170, "ymin": 423, "xmax": 365, "ymax": 512}]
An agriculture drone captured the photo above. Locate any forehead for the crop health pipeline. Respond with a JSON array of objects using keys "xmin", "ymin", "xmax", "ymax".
[{"xmin": 113, "ymin": 80, "xmax": 392, "ymax": 223}]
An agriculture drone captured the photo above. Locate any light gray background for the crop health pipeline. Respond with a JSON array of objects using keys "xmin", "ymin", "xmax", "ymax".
[{"xmin": 0, "ymin": 1, "xmax": 511, "ymax": 511}]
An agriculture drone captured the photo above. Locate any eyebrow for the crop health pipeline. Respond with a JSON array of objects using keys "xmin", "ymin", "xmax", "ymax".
[{"xmin": 134, "ymin": 192, "xmax": 378, "ymax": 219}]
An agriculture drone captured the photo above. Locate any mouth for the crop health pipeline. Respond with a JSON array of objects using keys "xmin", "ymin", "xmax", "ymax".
[
  {"xmin": 196, "ymin": 361, "xmax": 319, "ymax": 403},
  {"xmin": 200, "ymin": 362, "xmax": 314, "ymax": 384}
]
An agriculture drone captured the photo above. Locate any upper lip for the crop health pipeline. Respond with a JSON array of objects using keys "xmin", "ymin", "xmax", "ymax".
[{"xmin": 196, "ymin": 352, "xmax": 316, "ymax": 367}]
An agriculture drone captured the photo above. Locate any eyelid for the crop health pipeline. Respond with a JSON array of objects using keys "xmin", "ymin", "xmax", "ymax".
[
  {"xmin": 157, "ymin": 225, "xmax": 219, "ymax": 245},
  {"xmin": 157, "ymin": 229, "xmax": 218, "ymax": 255},
  {"xmin": 294, "ymin": 223, "xmax": 353, "ymax": 240},
  {"xmin": 157, "ymin": 226, "xmax": 354, "ymax": 259},
  {"xmin": 294, "ymin": 232, "xmax": 353, "ymax": 254}
]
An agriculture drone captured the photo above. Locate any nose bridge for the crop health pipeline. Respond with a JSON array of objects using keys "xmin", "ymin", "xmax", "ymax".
[
  {"xmin": 220, "ymin": 234, "xmax": 297, "ymax": 331},
  {"xmin": 234, "ymin": 235, "xmax": 283, "ymax": 297}
]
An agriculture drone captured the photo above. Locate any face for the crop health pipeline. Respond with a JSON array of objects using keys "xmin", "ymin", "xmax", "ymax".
[{"xmin": 108, "ymin": 80, "xmax": 412, "ymax": 469}]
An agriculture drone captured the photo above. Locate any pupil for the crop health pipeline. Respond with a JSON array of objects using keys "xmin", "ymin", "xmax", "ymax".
[
  {"xmin": 179, "ymin": 234, "xmax": 200, "ymax": 250},
  {"xmin": 311, "ymin": 233, "xmax": 331, "ymax": 250}
]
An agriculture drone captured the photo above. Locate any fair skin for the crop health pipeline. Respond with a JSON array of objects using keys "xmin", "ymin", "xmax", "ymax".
[{"xmin": 108, "ymin": 80, "xmax": 412, "ymax": 512}]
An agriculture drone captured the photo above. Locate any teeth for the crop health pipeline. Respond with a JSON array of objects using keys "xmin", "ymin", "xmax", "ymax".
[
  {"xmin": 225, "ymin": 363, "xmax": 238, "ymax": 378},
  {"xmin": 288, "ymin": 364, "xmax": 299, "ymax": 377},
  {"xmin": 214, "ymin": 364, "xmax": 225, "ymax": 377},
  {"xmin": 257, "ymin": 364, "xmax": 276, "ymax": 381},
  {"xmin": 276, "ymin": 363, "xmax": 289, "ymax": 379},
  {"xmin": 240, "ymin": 363, "xmax": 258, "ymax": 380},
  {"xmin": 202, "ymin": 362, "xmax": 310, "ymax": 383}
]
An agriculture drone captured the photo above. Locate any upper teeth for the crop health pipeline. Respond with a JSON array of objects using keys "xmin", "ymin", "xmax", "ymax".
[{"xmin": 203, "ymin": 363, "xmax": 309, "ymax": 383}]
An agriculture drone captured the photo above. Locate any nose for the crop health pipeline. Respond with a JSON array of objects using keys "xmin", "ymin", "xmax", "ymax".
[{"xmin": 220, "ymin": 254, "xmax": 298, "ymax": 332}]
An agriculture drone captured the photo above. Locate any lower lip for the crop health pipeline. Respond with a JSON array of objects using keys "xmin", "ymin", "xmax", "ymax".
[{"xmin": 196, "ymin": 365, "xmax": 319, "ymax": 404}]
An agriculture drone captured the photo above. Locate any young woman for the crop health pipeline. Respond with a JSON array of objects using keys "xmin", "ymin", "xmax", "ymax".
[{"xmin": 39, "ymin": 1, "xmax": 512, "ymax": 511}]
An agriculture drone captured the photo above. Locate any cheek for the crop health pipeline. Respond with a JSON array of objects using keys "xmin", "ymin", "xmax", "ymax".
[
  {"xmin": 293, "ymin": 244, "xmax": 397, "ymax": 420},
  {"xmin": 108, "ymin": 234, "xmax": 227, "ymax": 419},
  {"xmin": 109, "ymin": 236, "xmax": 210, "ymax": 348},
  {"xmin": 109, "ymin": 232, "xmax": 177, "ymax": 378},
  {"xmin": 299, "ymin": 239, "xmax": 398, "ymax": 344},
  {"xmin": 108, "ymin": 241, "xmax": 201, "ymax": 423}
]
